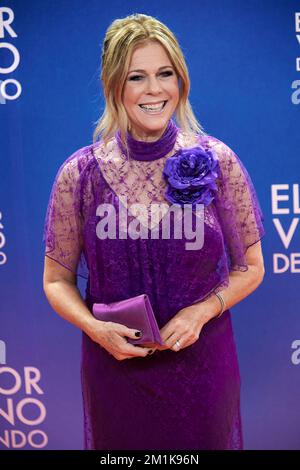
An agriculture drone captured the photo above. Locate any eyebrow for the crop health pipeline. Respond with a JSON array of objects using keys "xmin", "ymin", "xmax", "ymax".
[{"xmin": 128, "ymin": 65, "xmax": 174, "ymax": 74}]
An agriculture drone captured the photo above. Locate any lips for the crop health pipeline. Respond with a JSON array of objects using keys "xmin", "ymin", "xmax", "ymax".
[{"xmin": 138, "ymin": 100, "xmax": 167, "ymax": 109}]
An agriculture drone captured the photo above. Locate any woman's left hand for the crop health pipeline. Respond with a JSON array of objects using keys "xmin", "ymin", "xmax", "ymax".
[{"xmin": 154, "ymin": 305, "xmax": 210, "ymax": 353}]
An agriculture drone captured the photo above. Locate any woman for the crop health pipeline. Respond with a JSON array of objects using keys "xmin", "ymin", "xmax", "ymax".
[{"xmin": 43, "ymin": 13, "xmax": 265, "ymax": 450}]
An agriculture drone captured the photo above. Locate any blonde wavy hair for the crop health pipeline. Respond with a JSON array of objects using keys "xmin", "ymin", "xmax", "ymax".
[{"xmin": 93, "ymin": 13, "xmax": 206, "ymax": 148}]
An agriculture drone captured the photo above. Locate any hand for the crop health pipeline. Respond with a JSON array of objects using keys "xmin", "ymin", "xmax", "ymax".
[
  {"xmin": 86, "ymin": 319, "xmax": 154, "ymax": 361},
  {"xmin": 155, "ymin": 305, "xmax": 207, "ymax": 352}
]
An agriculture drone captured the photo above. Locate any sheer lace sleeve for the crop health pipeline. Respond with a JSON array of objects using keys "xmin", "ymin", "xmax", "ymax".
[
  {"xmin": 43, "ymin": 149, "xmax": 89, "ymax": 279},
  {"xmin": 211, "ymin": 138, "xmax": 265, "ymax": 271}
]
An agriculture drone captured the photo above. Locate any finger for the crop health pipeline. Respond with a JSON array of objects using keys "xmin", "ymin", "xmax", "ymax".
[
  {"xmin": 171, "ymin": 341, "xmax": 182, "ymax": 351},
  {"xmin": 155, "ymin": 344, "xmax": 169, "ymax": 351},
  {"xmin": 155, "ymin": 336, "xmax": 180, "ymax": 351},
  {"xmin": 163, "ymin": 332, "xmax": 180, "ymax": 348},
  {"xmin": 117, "ymin": 325, "xmax": 144, "ymax": 340},
  {"xmin": 160, "ymin": 320, "xmax": 185, "ymax": 340},
  {"xmin": 159, "ymin": 319, "xmax": 182, "ymax": 342},
  {"xmin": 139, "ymin": 341, "xmax": 158, "ymax": 349},
  {"xmin": 170, "ymin": 334, "xmax": 188, "ymax": 351},
  {"xmin": 160, "ymin": 328, "xmax": 177, "ymax": 344},
  {"xmin": 123, "ymin": 344, "xmax": 154, "ymax": 357},
  {"xmin": 171, "ymin": 331, "xmax": 200, "ymax": 351}
]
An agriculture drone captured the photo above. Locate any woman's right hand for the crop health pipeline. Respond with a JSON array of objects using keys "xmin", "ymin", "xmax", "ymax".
[
  {"xmin": 86, "ymin": 319, "xmax": 155, "ymax": 360},
  {"xmin": 43, "ymin": 257, "xmax": 155, "ymax": 360}
]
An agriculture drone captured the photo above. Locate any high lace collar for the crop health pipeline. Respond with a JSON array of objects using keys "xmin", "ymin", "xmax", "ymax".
[{"xmin": 115, "ymin": 119, "xmax": 179, "ymax": 161}]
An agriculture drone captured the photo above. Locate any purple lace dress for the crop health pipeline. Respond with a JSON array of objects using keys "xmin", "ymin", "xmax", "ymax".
[{"xmin": 43, "ymin": 120, "xmax": 265, "ymax": 450}]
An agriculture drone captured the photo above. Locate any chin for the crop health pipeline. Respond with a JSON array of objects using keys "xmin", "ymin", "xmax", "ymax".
[
  {"xmin": 142, "ymin": 122, "xmax": 168, "ymax": 133},
  {"xmin": 129, "ymin": 114, "xmax": 173, "ymax": 139},
  {"xmin": 141, "ymin": 117, "xmax": 171, "ymax": 128}
]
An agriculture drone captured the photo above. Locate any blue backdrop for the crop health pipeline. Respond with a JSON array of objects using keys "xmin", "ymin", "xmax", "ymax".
[{"xmin": 1, "ymin": 0, "xmax": 299, "ymax": 450}]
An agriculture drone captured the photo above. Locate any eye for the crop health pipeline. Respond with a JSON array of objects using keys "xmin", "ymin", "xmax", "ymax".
[
  {"xmin": 129, "ymin": 75, "xmax": 143, "ymax": 81},
  {"xmin": 161, "ymin": 71, "xmax": 174, "ymax": 77},
  {"xmin": 128, "ymin": 70, "xmax": 174, "ymax": 81}
]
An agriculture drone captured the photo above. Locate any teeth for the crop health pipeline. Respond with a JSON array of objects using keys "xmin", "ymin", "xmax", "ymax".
[{"xmin": 139, "ymin": 101, "xmax": 166, "ymax": 111}]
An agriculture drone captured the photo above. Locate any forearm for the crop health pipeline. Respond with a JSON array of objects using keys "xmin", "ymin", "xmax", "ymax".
[
  {"xmin": 44, "ymin": 280, "xmax": 98, "ymax": 335},
  {"xmin": 191, "ymin": 265, "xmax": 265, "ymax": 324}
]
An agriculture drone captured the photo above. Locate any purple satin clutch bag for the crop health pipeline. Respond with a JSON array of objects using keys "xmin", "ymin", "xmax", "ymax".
[{"xmin": 92, "ymin": 294, "xmax": 164, "ymax": 346}]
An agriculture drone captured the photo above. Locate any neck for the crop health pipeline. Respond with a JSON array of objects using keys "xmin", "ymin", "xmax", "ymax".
[
  {"xmin": 128, "ymin": 124, "xmax": 168, "ymax": 142},
  {"xmin": 115, "ymin": 119, "xmax": 179, "ymax": 162}
]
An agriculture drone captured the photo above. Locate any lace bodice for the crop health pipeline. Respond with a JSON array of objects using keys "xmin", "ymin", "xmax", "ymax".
[
  {"xmin": 93, "ymin": 129, "xmax": 201, "ymax": 231},
  {"xmin": 43, "ymin": 129, "xmax": 265, "ymax": 285}
]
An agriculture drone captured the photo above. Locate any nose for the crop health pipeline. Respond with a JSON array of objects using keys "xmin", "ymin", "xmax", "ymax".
[{"xmin": 146, "ymin": 75, "xmax": 163, "ymax": 94}]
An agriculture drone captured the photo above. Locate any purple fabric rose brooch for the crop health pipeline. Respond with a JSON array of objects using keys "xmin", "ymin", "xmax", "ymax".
[{"xmin": 162, "ymin": 145, "xmax": 221, "ymax": 208}]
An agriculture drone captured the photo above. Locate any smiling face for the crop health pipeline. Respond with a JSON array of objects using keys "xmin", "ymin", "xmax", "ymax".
[{"xmin": 122, "ymin": 41, "xmax": 180, "ymax": 142}]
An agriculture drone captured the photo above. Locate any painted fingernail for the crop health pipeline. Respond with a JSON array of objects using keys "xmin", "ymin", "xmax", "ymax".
[
  {"xmin": 135, "ymin": 331, "xmax": 142, "ymax": 337},
  {"xmin": 148, "ymin": 349, "xmax": 154, "ymax": 355}
]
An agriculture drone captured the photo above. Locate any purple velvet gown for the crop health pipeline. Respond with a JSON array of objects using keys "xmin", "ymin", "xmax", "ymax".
[{"xmin": 44, "ymin": 119, "xmax": 265, "ymax": 450}]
